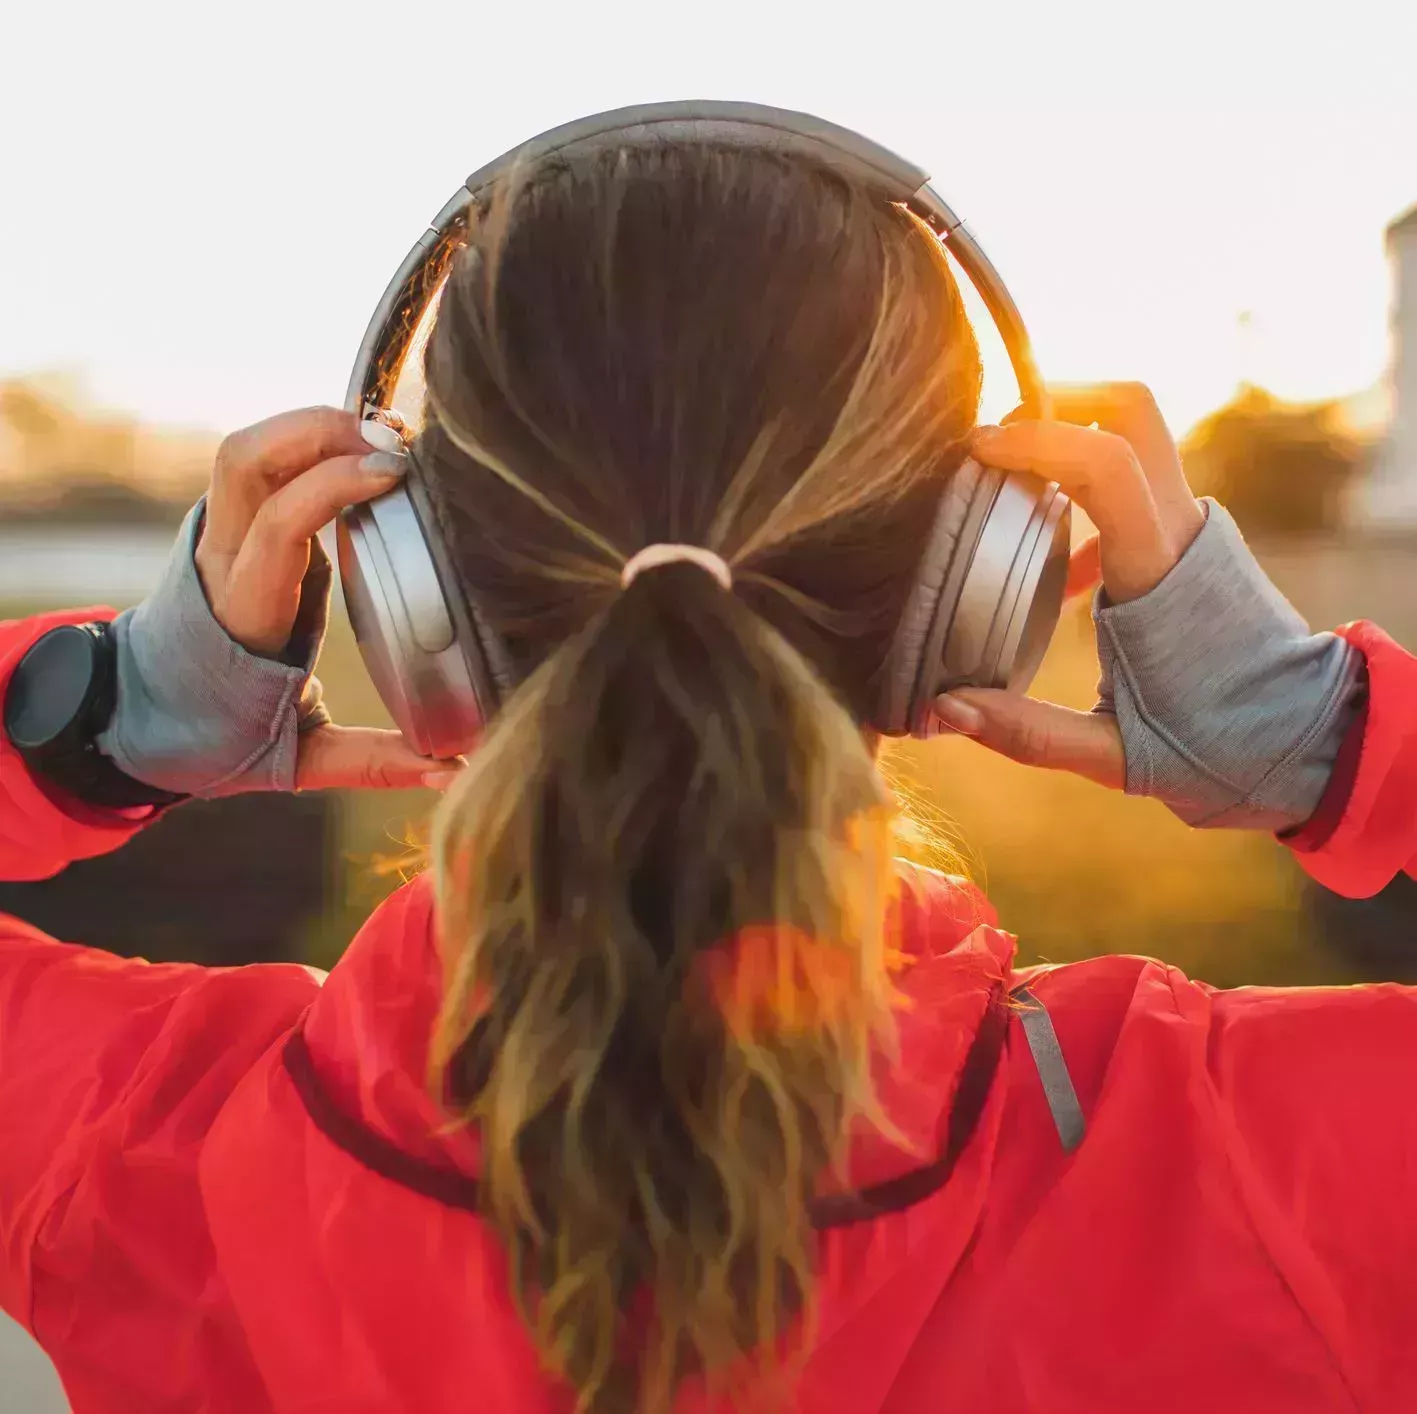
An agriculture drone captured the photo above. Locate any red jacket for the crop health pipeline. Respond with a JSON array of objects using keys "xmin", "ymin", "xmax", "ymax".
[{"xmin": 3, "ymin": 606, "xmax": 1417, "ymax": 1414}]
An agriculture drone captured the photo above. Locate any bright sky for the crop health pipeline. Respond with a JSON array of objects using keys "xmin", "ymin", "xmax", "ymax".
[{"xmin": 5, "ymin": 0, "xmax": 1415, "ymax": 441}]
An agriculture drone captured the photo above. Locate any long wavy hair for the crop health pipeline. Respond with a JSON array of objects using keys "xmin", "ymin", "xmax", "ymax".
[{"xmin": 415, "ymin": 139, "xmax": 982, "ymax": 1411}]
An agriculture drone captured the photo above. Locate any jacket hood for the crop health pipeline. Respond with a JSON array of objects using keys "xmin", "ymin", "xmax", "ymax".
[{"xmin": 298, "ymin": 864, "xmax": 1018, "ymax": 1199}]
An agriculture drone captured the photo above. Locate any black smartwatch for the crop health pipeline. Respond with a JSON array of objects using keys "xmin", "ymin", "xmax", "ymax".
[{"xmin": 3, "ymin": 622, "xmax": 188, "ymax": 811}]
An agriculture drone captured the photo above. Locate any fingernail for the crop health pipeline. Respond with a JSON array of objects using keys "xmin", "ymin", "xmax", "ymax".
[
  {"xmin": 932, "ymin": 693, "xmax": 984, "ymax": 736},
  {"xmin": 422, "ymin": 769, "xmax": 461, "ymax": 791},
  {"xmin": 360, "ymin": 419, "xmax": 405, "ymax": 455},
  {"xmin": 360, "ymin": 451, "xmax": 408, "ymax": 478},
  {"xmin": 970, "ymin": 425, "xmax": 1002, "ymax": 446}
]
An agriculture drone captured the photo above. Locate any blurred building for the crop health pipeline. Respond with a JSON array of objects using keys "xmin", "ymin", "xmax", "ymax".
[{"xmin": 1351, "ymin": 204, "xmax": 1417, "ymax": 528}]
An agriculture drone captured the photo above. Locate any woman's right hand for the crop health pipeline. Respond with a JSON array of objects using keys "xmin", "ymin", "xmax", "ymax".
[
  {"xmin": 981, "ymin": 383, "xmax": 1208, "ymax": 606},
  {"xmin": 933, "ymin": 383, "xmax": 1362, "ymax": 831}
]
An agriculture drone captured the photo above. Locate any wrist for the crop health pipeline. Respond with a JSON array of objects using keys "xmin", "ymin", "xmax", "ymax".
[
  {"xmin": 1094, "ymin": 499, "xmax": 1362, "ymax": 829},
  {"xmin": 95, "ymin": 499, "xmax": 328, "ymax": 797}
]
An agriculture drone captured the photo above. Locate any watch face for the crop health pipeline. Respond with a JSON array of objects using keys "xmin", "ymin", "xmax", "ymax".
[{"xmin": 3, "ymin": 624, "xmax": 104, "ymax": 751}]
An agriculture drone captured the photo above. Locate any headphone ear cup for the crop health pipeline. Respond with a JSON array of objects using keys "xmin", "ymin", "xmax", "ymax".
[
  {"xmin": 945, "ymin": 468, "xmax": 1070, "ymax": 706},
  {"xmin": 336, "ymin": 480, "xmax": 503, "ymax": 760},
  {"xmin": 875, "ymin": 458, "xmax": 1071, "ymax": 737},
  {"xmin": 876, "ymin": 460, "xmax": 992, "ymax": 736},
  {"xmin": 400, "ymin": 470, "xmax": 519, "ymax": 711}
]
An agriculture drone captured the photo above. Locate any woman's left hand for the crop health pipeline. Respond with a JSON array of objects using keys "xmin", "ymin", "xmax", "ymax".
[
  {"xmin": 98, "ymin": 407, "xmax": 462, "ymax": 796},
  {"xmin": 195, "ymin": 407, "xmax": 455, "ymax": 792}
]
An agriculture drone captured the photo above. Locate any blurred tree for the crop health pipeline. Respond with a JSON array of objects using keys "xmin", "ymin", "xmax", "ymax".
[
  {"xmin": 0, "ymin": 379, "xmax": 73, "ymax": 445},
  {"xmin": 1307, "ymin": 872, "xmax": 1417, "ymax": 983},
  {"xmin": 1181, "ymin": 384, "xmax": 1367, "ymax": 536},
  {"xmin": 0, "ymin": 375, "xmax": 212, "ymax": 520},
  {"xmin": 0, "ymin": 476, "xmax": 182, "ymax": 525},
  {"xmin": 0, "ymin": 795, "xmax": 336, "ymax": 967}
]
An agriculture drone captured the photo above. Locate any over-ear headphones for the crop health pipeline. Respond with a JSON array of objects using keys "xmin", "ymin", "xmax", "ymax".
[{"xmin": 337, "ymin": 101, "xmax": 1071, "ymax": 759}]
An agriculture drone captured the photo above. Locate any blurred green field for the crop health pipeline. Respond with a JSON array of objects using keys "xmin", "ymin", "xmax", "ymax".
[{"xmin": 0, "ymin": 587, "xmax": 1373, "ymax": 988}]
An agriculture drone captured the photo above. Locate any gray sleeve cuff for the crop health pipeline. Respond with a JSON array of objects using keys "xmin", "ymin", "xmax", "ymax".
[
  {"xmin": 1094, "ymin": 499, "xmax": 1363, "ymax": 831},
  {"xmin": 95, "ymin": 499, "xmax": 332, "ymax": 796}
]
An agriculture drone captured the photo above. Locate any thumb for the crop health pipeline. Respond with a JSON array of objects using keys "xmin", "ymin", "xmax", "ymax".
[
  {"xmin": 294, "ymin": 724, "xmax": 465, "ymax": 792},
  {"xmin": 930, "ymin": 689, "xmax": 1126, "ymax": 790},
  {"xmin": 1064, "ymin": 534, "xmax": 1103, "ymax": 601}
]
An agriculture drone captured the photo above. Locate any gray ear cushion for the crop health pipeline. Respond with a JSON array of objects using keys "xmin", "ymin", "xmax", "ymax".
[
  {"xmin": 875, "ymin": 458, "xmax": 1001, "ymax": 736},
  {"xmin": 401, "ymin": 462, "xmax": 517, "ymax": 716}
]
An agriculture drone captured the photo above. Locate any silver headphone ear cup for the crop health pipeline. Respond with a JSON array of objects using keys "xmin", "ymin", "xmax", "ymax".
[
  {"xmin": 876, "ymin": 459, "xmax": 1071, "ymax": 738},
  {"xmin": 941, "ymin": 471, "xmax": 1070, "ymax": 700},
  {"xmin": 336, "ymin": 487, "xmax": 490, "ymax": 760},
  {"xmin": 876, "ymin": 459, "xmax": 994, "ymax": 736},
  {"xmin": 400, "ymin": 471, "xmax": 519, "ymax": 711}
]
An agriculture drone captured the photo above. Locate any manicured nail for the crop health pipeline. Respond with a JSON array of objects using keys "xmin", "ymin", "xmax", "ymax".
[
  {"xmin": 932, "ymin": 693, "xmax": 984, "ymax": 736},
  {"xmin": 360, "ymin": 419, "xmax": 405, "ymax": 455},
  {"xmin": 422, "ymin": 769, "xmax": 461, "ymax": 791},
  {"xmin": 970, "ymin": 425, "xmax": 1002, "ymax": 446},
  {"xmin": 360, "ymin": 450, "xmax": 408, "ymax": 478}
]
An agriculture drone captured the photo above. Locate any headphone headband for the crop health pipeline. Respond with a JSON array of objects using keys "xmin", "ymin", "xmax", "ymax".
[
  {"xmin": 345, "ymin": 100, "xmax": 1045, "ymax": 423},
  {"xmin": 338, "ymin": 102, "xmax": 1070, "ymax": 755}
]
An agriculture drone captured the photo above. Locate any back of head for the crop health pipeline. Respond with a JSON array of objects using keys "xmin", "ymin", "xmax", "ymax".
[{"xmin": 417, "ymin": 141, "xmax": 982, "ymax": 1410}]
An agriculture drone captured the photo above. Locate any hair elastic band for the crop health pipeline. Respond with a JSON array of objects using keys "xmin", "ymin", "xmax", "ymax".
[{"xmin": 620, "ymin": 543, "xmax": 734, "ymax": 592}]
